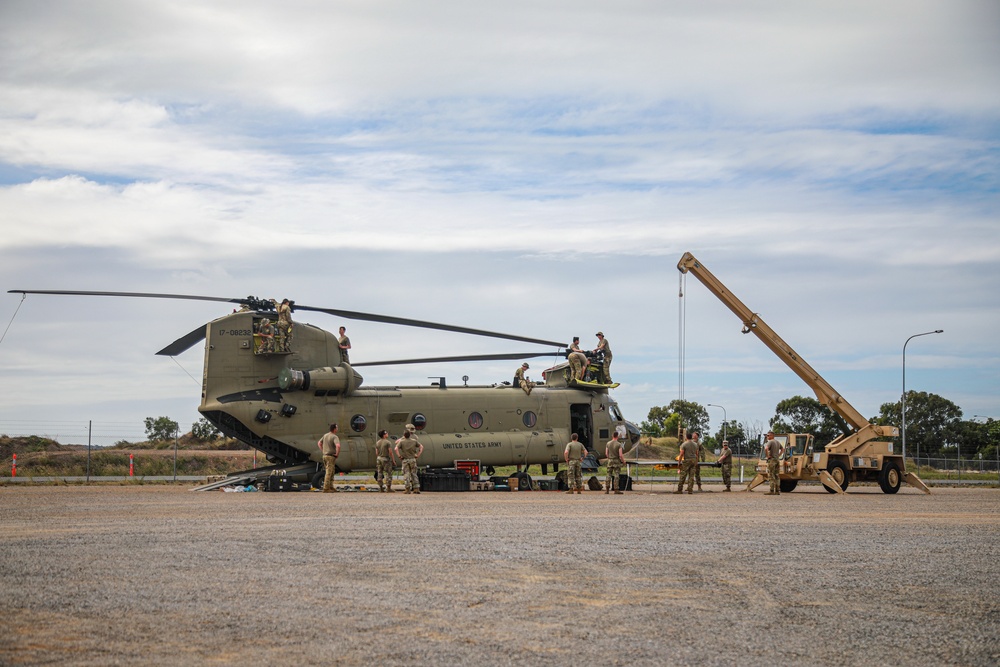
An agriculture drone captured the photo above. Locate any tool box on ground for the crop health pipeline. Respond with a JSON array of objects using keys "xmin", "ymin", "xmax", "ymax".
[
  {"xmin": 418, "ymin": 468, "xmax": 471, "ymax": 492},
  {"xmin": 264, "ymin": 475, "xmax": 305, "ymax": 492}
]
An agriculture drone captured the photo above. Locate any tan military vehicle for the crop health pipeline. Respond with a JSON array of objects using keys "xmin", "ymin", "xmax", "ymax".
[{"xmin": 677, "ymin": 253, "xmax": 929, "ymax": 494}]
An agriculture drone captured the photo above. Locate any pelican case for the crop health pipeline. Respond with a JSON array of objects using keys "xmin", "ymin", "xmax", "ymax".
[
  {"xmin": 265, "ymin": 475, "xmax": 296, "ymax": 492},
  {"xmin": 418, "ymin": 468, "xmax": 471, "ymax": 492}
]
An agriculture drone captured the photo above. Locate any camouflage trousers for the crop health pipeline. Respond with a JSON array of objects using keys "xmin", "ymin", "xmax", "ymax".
[
  {"xmin": 677, "ymin": 459, "xmax": 697, "ymax": 492},
  {"xmin": 402, "ymin": 458, "xmax": 419, "ymax": 492},
  {"xmin": 277, "ymin": 324, "xmax": 293, "ymax": 352},
  {"xmin": 605, "ymin": 462, "xmax": 622, "ymax": 492},
  {"xmin": 694, "ymin": 459, "xmax": 702, "ymax": 486},
  {"xmin": 322, "ymin": 455, "xmax": 337, "ymax": 491},
  {"xmin": 721, "ymin": 463, "xmax": 732, "ymax": 488},
  {"xmin": 376, "ymin": 456, "xmax": 393, "ymax": 490},
  {"xmin": 600, "ymin": 358, "xmax": 612, "ymax": 384},
  {"xmin": 568, "ymin": 354, "xmax": 586, "ymax": 380},
  {"xmin": 767, "ymin": 458, "xmax": 780, "ymax": 493},
  {"xmin": 567, "ymin": 460, "xmax": 583, "ymax": 491}
]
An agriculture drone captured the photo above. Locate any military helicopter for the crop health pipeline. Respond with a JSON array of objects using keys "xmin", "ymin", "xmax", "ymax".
[{"xmin": 9, "ymin": 290, "xmax": 640, "ymax": 487}]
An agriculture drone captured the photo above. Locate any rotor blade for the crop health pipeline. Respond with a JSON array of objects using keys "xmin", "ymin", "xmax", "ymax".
[
  {"xmin": 8, "ymin": 289, "xmax": 246, "ymax": 305},
  {"xmin": 352, "ymin": 351, "xmax": 565, "ymax": 367},
  {"xmin": 294, "ymin": 304, "xmax": 566, "ymax": 347},
  {"xmin": 156, "ymin": 324, "xmax": 209, "ymax": 356},
  {"xmin": 9, "ymin": 289, "xmax": 566, "ymax": 347}
]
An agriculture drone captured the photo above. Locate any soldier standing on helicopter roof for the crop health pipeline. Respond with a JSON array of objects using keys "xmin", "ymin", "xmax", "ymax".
[
  {"xmin": 338, "ymin": 326, "xmax": 351, "ymax": 363},
  {"xmin": 272, "ymin": 298, "xmax": 293, "ymax": 352},
  {"xmin": 593, "ymin": 332, "xmax": 612, "ymax": 384},
  {"xmin": 568, "ymin": 336, "xmax": 588, "ymax": 381}
]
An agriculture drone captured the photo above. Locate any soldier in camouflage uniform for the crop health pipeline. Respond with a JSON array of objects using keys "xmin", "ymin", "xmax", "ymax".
[
  {"xmin": 674, "ymin": 434, "xmax": 699, "ymax": 494},
  {"xmin": 273, "ymin": 299, "xmax": 293, "ymax": 352},
  {"xmin": 318, "ymin": 423, "xmax": 340, "ymax": 493},
  {"xmin": 394, "ymin": 430, "xmax": 423, "ymax": 494},
  {"xmin": 718, "ymin": 440, "xmax": 733, "ymax": 491},
  {"xmin": 564, "ymin": 433, "xmax": 586, "ymax": 494},
  {"xmin": 374, "ymin": 429, "xmax": 396, "ymax": 492},
  {"xmin": 338, "ymin": 326, "xmax": 351, "ymax": 363},
  {"xmin": 257, "ymin": 318, "xmax": 276, "ymax": 354},
  {"xmin": 764, "ymin": 431, "xmax": 782, "ymax": 495},
  {"xmin": 692, "ymin": 431, "xmax": 704, "ymax": 491},
  {"xmin": 568, "ymin": 337, "xmax": 588, "ymax": 381},
  {"xmin": 604, "ymin": 431, "xmax": 626, "ymax": 494},
  {"xmin": 593, "ymin": 332, "xmax": 613, "ymax": 384},
  {"xmin": 514, "ymin": 362, "xmax": 535, "ymax": 395}
]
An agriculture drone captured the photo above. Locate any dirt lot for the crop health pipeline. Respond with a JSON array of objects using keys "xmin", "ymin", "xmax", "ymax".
[{"xmin": 1, "ymin": 484, "xmax": 997, "ymax": 666}]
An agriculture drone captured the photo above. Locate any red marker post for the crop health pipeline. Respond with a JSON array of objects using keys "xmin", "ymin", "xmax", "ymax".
[
  {"xmin": 129, "ymin": 453, "xmax": 134, "ymax": 477},
  {"xmin": 11, "ymin": 453, "xmax": 16, "ymax": 478}
]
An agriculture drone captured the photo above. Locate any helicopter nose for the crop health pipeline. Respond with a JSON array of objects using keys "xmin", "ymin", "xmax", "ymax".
[{"xmin": 624, "ymin": 421, "xmax": 641, "ymax": 446}]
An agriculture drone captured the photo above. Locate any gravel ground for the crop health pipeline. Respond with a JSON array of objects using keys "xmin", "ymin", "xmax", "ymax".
[{"xmin": 1, "ymin": 483, "xmax": 998, "ymax": 666}]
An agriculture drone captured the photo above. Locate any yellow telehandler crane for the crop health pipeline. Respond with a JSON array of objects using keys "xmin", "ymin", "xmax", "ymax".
[{"xmin": 678, "ymin": 252, "xmax": 930, "ymax": 494}]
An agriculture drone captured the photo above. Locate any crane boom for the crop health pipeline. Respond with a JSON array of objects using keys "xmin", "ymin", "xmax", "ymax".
[{"xmin": 678, "ymin": 252, "xmax": 869, "ymax": 430}]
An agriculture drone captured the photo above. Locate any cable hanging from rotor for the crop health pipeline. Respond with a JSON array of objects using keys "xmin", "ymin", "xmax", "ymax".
[{"xmin": 0, "ymin": 292, "xmax": 26, "ymax": 347}]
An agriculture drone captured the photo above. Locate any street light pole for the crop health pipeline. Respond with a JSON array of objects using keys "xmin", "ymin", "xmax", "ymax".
[
  {"xmin": 902, "ymin": 329, "xmax": 943, "ymax": 469},
  {"xmin": 707, "ymin": 403, "xmax": 727, "ymax": 442}
]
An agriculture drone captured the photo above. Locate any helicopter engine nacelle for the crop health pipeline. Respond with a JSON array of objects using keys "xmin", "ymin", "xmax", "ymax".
[{"xmin": 278, "ymin": 365, "xmax": 362, "ymax": 395}]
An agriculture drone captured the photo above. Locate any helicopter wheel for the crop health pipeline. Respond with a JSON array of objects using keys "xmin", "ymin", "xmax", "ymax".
[
  {"xmin": 484, "ymin": 465, "xmax": 496, "ymax": 477},
  {"xmin": 311, "ymin": 469, "xmax": 326, "ymax": 490}
]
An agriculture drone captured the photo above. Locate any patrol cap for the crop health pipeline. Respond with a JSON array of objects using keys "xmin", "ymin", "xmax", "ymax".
[
  {"xmin": 596, "ymin": 331, "xmax": 604, "ymax": 336},
  {"xmin": 522, "ymin": 363, "xmax": 529, "ymax": 368},
  {"xmin": 405, "ymin": 423, "xmax": 415, "ymax": 431}
]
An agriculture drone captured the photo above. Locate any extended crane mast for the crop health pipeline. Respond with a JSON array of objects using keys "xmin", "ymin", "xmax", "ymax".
[{"xmin": 677, "ymin": 252, "xmax": 929, "ymax": 494}]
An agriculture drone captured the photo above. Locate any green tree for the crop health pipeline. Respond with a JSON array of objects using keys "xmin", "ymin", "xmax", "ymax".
[
  {"xmin": 665, "ymin": 399, "xmax": 710, "ymax": 436},
  {"xmin": 640, "ymin": 406, "xmax": 681, "ymax": 437},
  {"xmin": 144, "ymin": 416, "xmax": 179, "ymax": 443},
  {"xmin": 769, "ymin": 395, "xmax": 847, "ymax": 446},
  {"xmin": 875, "ymin": 391, "xmax": 963, "ymax": 458},
  {"xmin": 191, "ymin": 417, "xmax": 221, "ymax": 443},
  {"xmin": 641, "ymin": 401, "xmax": 708, "ymax": 438},
  {"xmin": 713, "ymin": 420, "xmax": 746, "ymax": 451}
]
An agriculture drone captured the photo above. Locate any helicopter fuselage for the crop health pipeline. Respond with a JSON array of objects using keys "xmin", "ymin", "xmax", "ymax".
[{"xmin": 198, "ymin": 311, "xmax": 636, "ymax": 472}]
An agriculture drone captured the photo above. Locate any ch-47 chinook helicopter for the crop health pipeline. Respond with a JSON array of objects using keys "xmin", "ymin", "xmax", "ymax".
[{"xmin": 9, "ymin": 290, "xmax": 640, "ymax": 488}]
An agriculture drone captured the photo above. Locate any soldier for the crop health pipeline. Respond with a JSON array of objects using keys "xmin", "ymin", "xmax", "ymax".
[
  {"xmin": 693, "ymin": 431, "xmax": 704, "ymax": 491},
  {"xmin": 604, "ymin": 431, "xmax": 626, "ymax": 494},
  {"xmin": 338, "ymin": 326, "xmax": 351, "ymax": 364},
  {"xmin": 718, "ymin": 440, "xmax": 733, "ymax": 491},
  {"xmin": 274, "ymin": 298, "xmax": 293, "ymax": 352},
  {"xmin": 257, "ymin": 318, "xmax": 275, "ymax": 354},
  {"xmin": 674, "ymin": 433, "xmax": 699, "ymax": 494},
  {"xmin": 374, "ymin": 429, "xmax": 396, "ymax": 493},
  {"xmin": 764, "ymin": 431, "xmax": 782, "ymax": 495},
  {"xmin": 514, "ymin": 362, "xmax": 535, "ymax": 395},
  {"xmin": 394, "ymin": 430, "xmax": 423, "ymax": 495},
  {"xmin": 564, "ymin": 433, "xmax": 587, "ymax": 494},
  {"xmin": 593, "ymin": 332, "xmax": 613, "ymax": 384},
  {"xmin": 317, "ymin": 423, "xmax": 340, "ymax": 493},
  {"xmin": 568, "ymin": 336, "xmax": 588, "ymax": 381}
]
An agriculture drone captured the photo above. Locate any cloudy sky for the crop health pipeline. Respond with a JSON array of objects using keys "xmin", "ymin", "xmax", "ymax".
[{"xmin": 1, "ymin": 0, "xmax": 997, "ymax": 445}]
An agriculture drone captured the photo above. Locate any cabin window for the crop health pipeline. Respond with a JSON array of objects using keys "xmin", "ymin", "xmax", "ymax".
[
  {"xmin": 350, "ymin": 414, "xmax": 367, "ymax": 432},
  {"xmin": 522, "ymin": 411, "xmax": 537, "ymax": 428},
  {"xmin": 468, "ymin": 412, "xmax": 483, "ymax": 429},
  {"xmin": 411, "ymin": 413, "xmax": 427, "ymax": 430}
]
